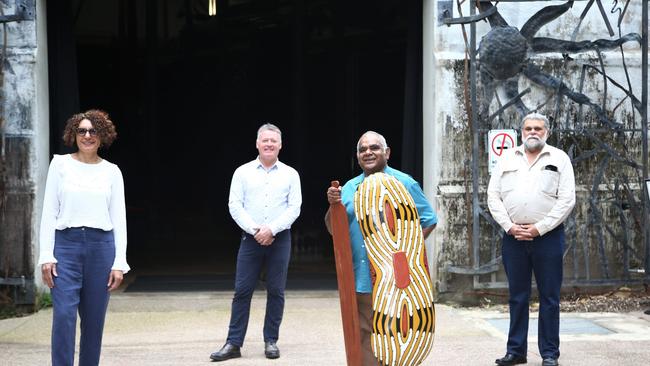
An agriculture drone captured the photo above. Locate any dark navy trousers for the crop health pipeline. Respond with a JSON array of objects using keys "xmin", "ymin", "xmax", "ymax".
[
  {"xmin": 51, "ymin": 227, "xmax": 115, "ymax": 366},
  {"xmin": 502, "ymin": 224, "xmax": 564, "ymax": 359},
  {"xmin": 226, "ymin": 229, "xmax": 291, "ymax": 347}
]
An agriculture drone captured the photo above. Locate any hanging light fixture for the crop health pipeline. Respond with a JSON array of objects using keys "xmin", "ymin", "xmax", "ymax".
[{"xmin": 208, "ymin": 0, "xmax": 217, "ymax": 16}]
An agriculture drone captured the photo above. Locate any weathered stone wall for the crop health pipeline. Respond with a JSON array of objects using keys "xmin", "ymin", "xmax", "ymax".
[
  {"xmin": 0, "ymin": 0, "xmax": 39, "ymax": 302},
  {"xmin": 426, "ymin": 0, "xmax": 647, "ymax": 300}
]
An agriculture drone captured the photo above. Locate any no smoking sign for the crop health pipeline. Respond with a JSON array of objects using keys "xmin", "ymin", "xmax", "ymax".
[{"xmin": 488, "ymin": 129, "xmax": 517, "ymax": 174}]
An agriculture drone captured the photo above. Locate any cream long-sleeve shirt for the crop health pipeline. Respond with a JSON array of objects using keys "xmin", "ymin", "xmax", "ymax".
[
  {"xmin": 228, "ymin": 158, "xmax": 302, "ymax": 236},
  {"xmin": 487, "ymin": 144, "xmax": 576, "ymax": 236},
  {"xmin": 38, "ymin": 154, "xmax": 130, "ymax": 273}
]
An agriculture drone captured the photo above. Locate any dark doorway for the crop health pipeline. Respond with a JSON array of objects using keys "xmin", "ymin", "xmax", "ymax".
[{"xmin": 47, "ymin": 0, "xmax": 422, "ymax": 284}]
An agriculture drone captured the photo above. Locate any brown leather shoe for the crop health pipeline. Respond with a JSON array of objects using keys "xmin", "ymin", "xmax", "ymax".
[
  {"xmin": 264, "ymin": 341, "xmax": 280, "ymax": 359},
  {"xmin": 210, "ymin": 343, "xmax": 241, "ymax": 362}
]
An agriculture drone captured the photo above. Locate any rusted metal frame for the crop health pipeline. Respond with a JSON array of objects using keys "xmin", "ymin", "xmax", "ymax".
[
  {"xmin": 599, "ymin": 186, "xmax": 627, "ymax": 245},
  {"xmin": 478, "ymin": 205, "xmax": 505, "ymax": 265},
  {"xmin": 452, "ymin": 0, "xmax": 648, "ymax": 288},
  {"xmin": 588, "ymin": 155, "xmax": 612, "ymax": 279},
  {"xmin": 473, "ymin": 277, "xmax": 646, "ymax": 290},
  {"xmin": 642, "ymin": 0, "xmax": 649, "ymax": 279},
  {"xmin": 613, "ymin": 180, "xmax": 631, "ymax": 280},
  {"xmin": 559, "ymin": 133, "xmax": 584, "ymax": 281},
  {"xmin": 576, "ymin": 64, "xmax": 587, "ymax": 130},
  {"xmin": 578, "ymin": 141, "xmax": 642, "ymax": 270},
  {"xmin": 582, "ymin": 191, "xmax": 592, "ymax": 280},
  {"xmin": 616, "ymin": 0, "xmax": 631, "ymax": 29},
  {"xmin": 478, "ymin": 205, "xmax": 500, "ymax": 229},
  {"xmin": 563, "ymin": 278, "xmax": 645, "ymax": 286},
  {"xmin": 479, "ymin": 206, "xmax": 502, "ymax": 283},
  {"xmin": 562, "ymin": 212, "xmax": 580, "ymax": 281},
  {"xmin": 594, "ymin": 0, "xmax": 615, "ymax": 37},
  {"xmin": 441, "ymin": 4, "xmax": 496, "ymax": 26},
  {"xmin": 582, "ymin": 130, "xmax": 641, "ymax": 169},
  {"xmin": 620, "ymin": 175, "xmax": 645, "ymax": 239},
  {"xmin": 469, "ymin": 1, "xmax": 483, "ymax": 289},
  {"xmin": 580, "ymin": 172, "xmax": 630, "ymax": 255},
  {"xmin": 551, "ymin": 80, "xmax": 565, "ymax": 132},
  {"xmin": 570, "ymin": 0, "xmax": 594, "ymax": 42},
  {"xmin": 614, "ymin": 175, "xmax": 640, "ymax": 224},
  {"xmin": 594, "ymin": 48, "xmax": 608, "ymax": 112},
  {"xmin": 611, "ymin": 96, "xmax": 630, "ymax": 115},
  {"xmin": 556, "ymin": 127, "xmax": 642, "ymax": 134},
  {"xmin": 582, "ymin": 65, "xmax": 643, "ymax": 113},
  {"xmin": 446, "ymin": 260, "xmax": 500, "ymax": 275},
  {"xmin": 613, "ymin": 5, "xmax": 635, "ymax": 117},
  {"xmin": 486, "ymin": 88, "xmax": 531, "ymax": 124}
]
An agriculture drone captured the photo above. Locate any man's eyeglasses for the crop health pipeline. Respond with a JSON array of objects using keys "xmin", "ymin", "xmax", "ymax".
[
  {"xmin": 76, "ymin": 128, "xmax": 98, "ymax": 136},
  {"xmin": 358, "ymin": 144, "xmax": 383, "ymax": 153}
]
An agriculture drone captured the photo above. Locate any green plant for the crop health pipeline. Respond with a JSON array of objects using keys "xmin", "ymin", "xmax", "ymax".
[{"xmin": 37, "ymin": 292, "xmax": 52, "ymax": 310}]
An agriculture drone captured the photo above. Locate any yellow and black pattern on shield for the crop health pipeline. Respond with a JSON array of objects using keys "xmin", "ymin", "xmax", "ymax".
[{"xmin": 354, "ymin": 172, "xmax": 436, "ymax": 366}]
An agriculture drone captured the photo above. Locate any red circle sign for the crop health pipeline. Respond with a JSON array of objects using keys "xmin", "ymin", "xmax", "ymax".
[{"xmin": 491, "ymin": 133, "xmax": 515, "ymax": 156}]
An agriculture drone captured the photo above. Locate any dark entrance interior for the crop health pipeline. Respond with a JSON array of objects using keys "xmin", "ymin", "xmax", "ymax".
[{"xmin": 47, "ymin": 0, "xmax": 423, "ymax": 288}]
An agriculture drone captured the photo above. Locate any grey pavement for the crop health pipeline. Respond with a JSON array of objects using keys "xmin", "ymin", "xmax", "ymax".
[{"xmin": 1, "ymin": 290, "xmax": 650, "ymax": 365}]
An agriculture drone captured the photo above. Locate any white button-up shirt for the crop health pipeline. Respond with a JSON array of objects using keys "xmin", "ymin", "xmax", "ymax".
[
  {"xmin": 228, "ymin": 158, "xmax": 302, "ymax": 235},
  {"xmin": 38, "ymin": 154, "xmax": 130, "ymax": 273},
  {"xmin": 487, "ymin": 144, "xmax": 576, "ymax": 236}
]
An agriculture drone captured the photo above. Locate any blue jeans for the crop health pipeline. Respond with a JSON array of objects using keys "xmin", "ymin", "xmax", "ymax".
[
  {"xmin": 51, "ymin": 227, "xmax": 115, "ymax": 366},
  {"xmin": 226, "ymin": 230, "xmax": 291, "ymax": 347},
  {"xmin": 502, "ymin": 224, "xmax": 564, "ymax": 359}
]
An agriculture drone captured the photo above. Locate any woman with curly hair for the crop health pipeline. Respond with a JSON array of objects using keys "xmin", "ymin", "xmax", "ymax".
[{"xmin": 38, "ymin": 109, "xmax": 130, "ymax": 366}]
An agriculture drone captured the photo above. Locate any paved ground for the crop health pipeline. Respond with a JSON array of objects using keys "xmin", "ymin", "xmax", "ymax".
[{"xmin": 1, "ymin": 290, "xmax": 650, "ymax": 365}]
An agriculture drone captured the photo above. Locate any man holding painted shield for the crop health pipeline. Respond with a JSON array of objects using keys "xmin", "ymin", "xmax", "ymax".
[{"xmin": 488, "ymin": 113, "xmax": 576, "ymax": 366}]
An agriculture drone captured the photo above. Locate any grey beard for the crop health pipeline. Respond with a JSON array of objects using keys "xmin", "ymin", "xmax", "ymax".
[{"xmin": 524, "ymin": 137, "xmax": 545, "ymax": 152}]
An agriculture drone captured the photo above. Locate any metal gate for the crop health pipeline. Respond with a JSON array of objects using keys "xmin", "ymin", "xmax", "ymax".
[{"xmin": 440, "ymin": 0, "xmax": 649, "ymax": 289}]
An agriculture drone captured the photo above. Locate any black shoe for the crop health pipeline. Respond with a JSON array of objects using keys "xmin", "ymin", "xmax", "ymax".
[
  {"xmin": 264, "ymin": 341, "xmax": 280, "ymax": 359},
  {"xmin": 495, "ymin": 353, "xmax": 527, "ymax": 366},
  {"xmin": 542, "ymin": 358, "xmax": 559, "ymax": 366},
  {"xmin": 210, "ymin": 343, "xmax": 241, "ymax": 362}
]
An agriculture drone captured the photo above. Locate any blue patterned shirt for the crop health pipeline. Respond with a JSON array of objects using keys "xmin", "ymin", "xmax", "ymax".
[{"xmin": 340, "ymin": 166, "xmax": 437, "ymax": 293}]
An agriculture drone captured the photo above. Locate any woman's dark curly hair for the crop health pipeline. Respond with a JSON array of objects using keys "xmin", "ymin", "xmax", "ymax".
[{"xmin": 62, "ymin": 109, "xmax": 118, "ymax": 148}]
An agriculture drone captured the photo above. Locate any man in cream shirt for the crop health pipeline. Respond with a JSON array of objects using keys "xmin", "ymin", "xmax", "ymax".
[{"xmin": 488, "ymin": 113, "xmax": 575, "ymax": 366}]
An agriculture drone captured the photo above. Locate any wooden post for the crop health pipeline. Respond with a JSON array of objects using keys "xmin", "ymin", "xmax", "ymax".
[{"xmin": 329, "ymin": 181, "xmax": 362, "ymax": 366}]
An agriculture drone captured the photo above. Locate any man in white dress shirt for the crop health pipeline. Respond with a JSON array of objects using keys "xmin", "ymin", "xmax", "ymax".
[
  {"xmin": 488, "ymin": 113, "xmax": 575, "ymax": 366},
  {"xmin": 210, "ymin": 123, "xmax": 301, "ymax": 362}
]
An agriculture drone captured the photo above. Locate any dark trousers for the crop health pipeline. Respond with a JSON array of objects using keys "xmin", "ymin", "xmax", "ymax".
[
  {"xmin": 226, "ymin": 230, "xmax": 291, "ymax": 347},
  {"xmin": 502, "ymin": 224, "xmax": 564, "ymax": 359},
  {"xmin": 51, "ymin": 227, "xmax": 115, "ymax": 366}
]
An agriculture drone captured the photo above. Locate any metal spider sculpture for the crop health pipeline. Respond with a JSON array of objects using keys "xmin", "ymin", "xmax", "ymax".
[{"xmin": 477, "ymin": 0, "xmax": 641, "ymax": 128}]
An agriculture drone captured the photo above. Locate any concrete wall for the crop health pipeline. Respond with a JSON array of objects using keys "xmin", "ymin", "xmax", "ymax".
[
  {"xmin": 424, "ymin": 0, "xmax": 647, "ymax": 299},
  {"xmin": 34, "ymin": 0, "xmax": 49, "ymax": 292}
]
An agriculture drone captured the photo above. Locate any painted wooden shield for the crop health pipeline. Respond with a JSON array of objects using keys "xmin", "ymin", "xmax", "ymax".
[{"xmin": 354, "ymin": 172, "xmax": 436, "ymax": 366}]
